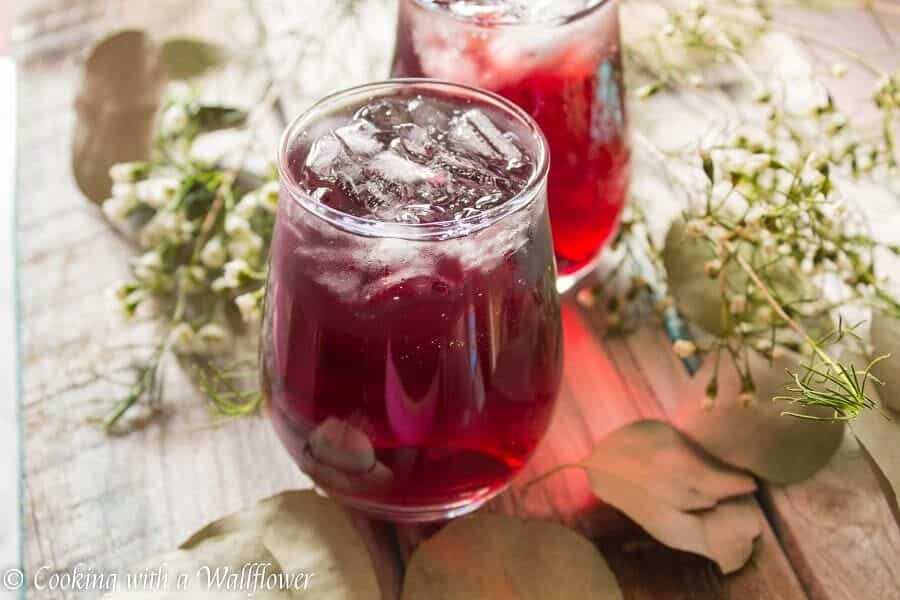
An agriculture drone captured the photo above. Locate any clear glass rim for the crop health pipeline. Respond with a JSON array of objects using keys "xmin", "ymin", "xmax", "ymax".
[
  {"xmin": 278, "ymin": 78, "xmax": 550, "ymax": 241},
  {"xmin": 406, "ymin": 0, "xmax": 613, "ymax": 27}
]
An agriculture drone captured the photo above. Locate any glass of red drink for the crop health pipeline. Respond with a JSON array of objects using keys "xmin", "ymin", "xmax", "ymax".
[
  {"xmin": 261, "ymin": 80, "xmax": 563, "ymax": 522},
  {"xmin": 391, "ymin": 0, "xmax": 630, "ymax": 292}
]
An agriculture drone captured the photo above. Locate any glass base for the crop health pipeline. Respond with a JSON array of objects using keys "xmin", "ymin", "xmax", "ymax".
[
  {"xmin": 325, "ymin": 482, "xmax": 510, "ymax": 523},
  {"xmin": 556, "ymin": 249, "xmax": 605, "ymax": 295}
]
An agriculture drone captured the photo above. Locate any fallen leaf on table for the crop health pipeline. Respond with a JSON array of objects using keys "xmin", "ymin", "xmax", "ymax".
[
  {"xmin": 578, "ymin": 420, "xmax": 761, "ymax": 574},
  {"xmin": 402, "ymin": 514, "xmax": 622, "ymax": 600},
  {"xmin": 161, "ymin": 38, "xmax": 230, "ymax": 80},
  {"xmin": 851, "ymin": 405, "xmax": 900, "ymax": 518},
  {"xmin": 663, "ymin": 219, "xmax": 830, "ymax": 339},
  {"xmin": 870, "ymin": 312, "xmax": 900, "ymax": 412},
  {"xmin": 73, "ymin": 30, "xmax": 166, "ymax": 203},
  {"xmin": 117, "ymin": 490, "xmax": 380, "ymax": 599},
  {"xmin": 851, "ymin": 315, "xmax": 900, "ymax": 516},
  {"xmin": 674, "ymin": 353, "xmax": 845, "ymax": 484}
]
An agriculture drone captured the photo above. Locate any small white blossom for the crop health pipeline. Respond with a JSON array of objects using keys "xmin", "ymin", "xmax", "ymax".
[
  {"xmin": 227, "ymin": 232, "xmax": 264, "ymax": 261},
  {"xmin": 685, "ymin": 219, "xmax": 707, "ymax": 238},
  {"xmin": 111, "ymin": 182, "xmax": 138, "ymax": 202},
  {"xmin": 212, "ymin": 259, "xmax": 249, "ymax": 291},
  {"xmin": 235, "ymin": 292, "xmax": 262, "ymax": 324},
  {"xmin": 101, "ymin": 195, "xmax": 136, "ymax": 226},
  {"xmin": 160, "ymin": 104, "xmax": 191, "ymax": 137},
  {"xmin": 225, "ymin": 214, "xmax": 252, "ymax": 238},
  {"xmin": 258, "ymin": 181, "xmax": 280, "ymax": 213},
  {"xmin": 704, "ymin": 259, "xmax": 723, "ymax": 278},
  {"xmin": 166, "ymin": 81, "xmax": 194, "ymax": 103},
  {"xmin": 687, "ymin": 72, "xmax": 705, "ymax": 87},
  {"xmin": 136, "ymin": 177, "xmax": 179, "ymax": 209},
  {"xmin": 576, "ymin": 288, "xmax": 596, "ymax": 308},
  {"xmin": 729, "ymin": 295, "xmax": 747, "ymax": 315},
  {"xmin": 196, "ymin": 323, "xmax": 229, "ymax": 355},
  {"xmin": 134, "ymin": 251, "xmax": 163, "ymax": 283},
  {"xmin": 170, "ymin": 323, "xmax": 197, "ymax": 355},
  {"xmin": 754, "ymin": 339, "xmax": 773, "ymax": 353},
  {"xmin": 140, "ymin": 211, "xmax": 182, "ymax": 249},
  {"xmin": 235, "ymin": 192, "xmax": 259, "ymax": 219},
  {"xmin": 109, "ymin": 162, "xmax": 144, "ymax": 183},
  {"xmin": 673, "ymin": 340, "xmax": 698, "ymax": 358},
  {"xmin": 201, "ymin": 237, "xmax": 227, "ymax": 269},
  {"xmin": 831, "ymin": 63, "xmax": 848, "ymax": 78},
  {"xmin": 661, "ymin": 23, "xmax": 676, "ymax": 37},
  {"xmin": 755, "ymin": 305, "xmax": 773, "ymax": 325}
]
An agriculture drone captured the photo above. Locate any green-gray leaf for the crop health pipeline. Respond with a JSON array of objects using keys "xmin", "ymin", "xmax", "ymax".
[
  {"xmin": 870, "ymin": 311, "xmax": 900, "ymax": 412},
  {"xmin": 403, "ymin": 514, "xmax": 623, "ymax": 600},
  {"xmin": 161, "ymin": 38, "xmax": 230, "ymax": 80},
  {"xmin": 662, "ymin": 218, "xmax": 742, "ymax": 337},
  {"xmin": 72, "ymin": 30, "xmax": 165, "ymax": 203},
  {"xmin": 674, "ymin": 352, "xmax": 845, "ymax": 484}
]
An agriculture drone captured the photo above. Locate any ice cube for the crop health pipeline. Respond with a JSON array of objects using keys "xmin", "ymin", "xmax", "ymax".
[
  {"xmin": 334, "ymin": 119, "xmax": 383, "ymax": 156},
  {"xmin": 368, "ymin": 150, "xmax": 436, "ymax": 184},
  {"xmin": 449, "ymin": 109, "xmax": 524, "ymax": 168},
  {"xmin": 354, "ymin": 98, "xmax": 412, "ymax": 130}
]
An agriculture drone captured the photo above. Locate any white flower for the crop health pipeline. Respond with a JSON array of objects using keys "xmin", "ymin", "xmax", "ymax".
[
  {"xmin": 576, "ymin": 288, "xmax": 596, "ymax": 309},
  {"xmin": 134, "ymin": 251, "xmax": 163, "ymax": 283},
  {"xmin": 139, "ymin": 211, "xmax": 182, "ymax": 249},
  {"xmin": 101, "ymin": 195, "xmax": 136, "ymax": 226},
  {"xmin": 136, "ymin": 177, "xmax": 179, "ymax": 209},
  {"xmin": 235, "ymin": 192, "xmax": 259, "ymax": 219},
  {"xmin": 258, "ymin": 181, "xmax": 280, "ymax": 213},
  {"xmin": 225, "ymin": 214, "xmax": 252, "ymax": 238},
  {"xmin": 687, "ymin": 72, "xmax": 705, "ymax": 88},
  {"xmin": 212, "ymin": 259, "xmax": 249, "ymax": 291},
  {"xmin": 673, "ymin": 340, "xmax": 698, "ymax": 358},
  {"xmin": 742, "ymin": 154, "xmax": 771, "ymax": 177},
  {"xmin": 661, "ymin": 23, "xmax": 676, "ymax": 37},
  {"xmin": 166, "ymin": 81, "xmax": 194, "ymax": 104},
  {"xmin": 111, "ymin": 182, "xmax": 138, "ymax": 202},
  {"xmin": 729, "ymin": 295, "xmax": 747, "ymax": 315},
  {"xmin": 744, "ymin": 206, "xmax": 766, "ymax": 226},
  {"xmin": 684, "ymin": 219, "xmax": 707, "ymax": 238},
  {"xmin": 160, "ymin": 104, "xmax": 190, "ymax": 137},
  {"xmin": 109, "ymin": 162, "xmax": 144, "ymax": 183},
  {"xmin": 235, "ymin": 292, "xmax": 262, "ymax": 324},
  {"xmin": 201, "ymin": 237, "xmax": 227, "ymax": 269},
  {"xmin": 831, "ymin": 63, "xmax": 848, "ymax": 78},
  {"xmin": 196, "ymin": 323, "xmax": 229, "ymax": 355},
  {"xmin": 170, "ymin": 323, "xmax": 197, "ymax": 355},
  {"xmin": 704, "ymin": 258, "xmax": 723, "ymax": 278},
  {"xmin": 227, "ymin": 232, "xmax": 263, "ymax": 261}
]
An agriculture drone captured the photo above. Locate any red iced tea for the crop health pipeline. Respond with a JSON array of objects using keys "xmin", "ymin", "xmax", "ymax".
[
  {"xmin": 261, "ymin": 81, "xmax": 562, "ymax": 521},
  {"xmin": 392, "ymin": 0, "xmax": 630, "ymax": 288}
]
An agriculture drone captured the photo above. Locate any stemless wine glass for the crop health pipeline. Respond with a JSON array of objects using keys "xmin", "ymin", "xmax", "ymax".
[
  {"xmin": 392, "ymin": 0, "xmax": 630, "ymax": 292},
  {"xmin": 260, "ymin": 80, "xmax": 563, "ymax": 522}
]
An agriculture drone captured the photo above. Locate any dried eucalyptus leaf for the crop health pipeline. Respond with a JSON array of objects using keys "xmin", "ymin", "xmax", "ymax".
[
  {"xmin": 870, "ymin": 312, "xmax": 900, "ymax": 412},
  {"xmin": 110, "ymin": 532, "xmax": 292, "ymax": 599},
  {"xmin": 581, "ymin": 420, "xmax": 760, "ymax": 574},
  {"xmin": 850, "ymin": 401, "xmax": 900, "ymax": 517},
  {"xmin": 181, "ymin": 491, "xmax": 381, "ymax": 599},
  {"xmin": 161, "ymin": 38, "xmax": 230, "ymax": 80},
  {"xmin": 674, "ymin": 353, "xmax": 844, "ymax": 484},
  {"xmin": 403, "ymin": 514, "xmax": 622, "ymax": 600},
  {"xmin": 662, "ymin": 219, "xmax": 830, "ymax": 339},
  {"xmin": 662, "ymin": 219, "xmax": 740, "ymax": 337},
  {"xmin": 73, "ymin": 30, "xmax": 165, "ymax": 203}
]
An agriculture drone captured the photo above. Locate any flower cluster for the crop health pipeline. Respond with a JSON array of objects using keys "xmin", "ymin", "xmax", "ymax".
[{"xmin": 599, "ymin": 0, "xmax": 900, "ymax": 419}]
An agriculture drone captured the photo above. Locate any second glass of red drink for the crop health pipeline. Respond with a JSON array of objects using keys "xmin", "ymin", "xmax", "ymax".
[
  {"xmin": 261, "ymin": 80, "xmax": 563, "ymax": 521},
  {"xmin": 392, "ymin": 0, "xmax": 630, "ymax": 291}
]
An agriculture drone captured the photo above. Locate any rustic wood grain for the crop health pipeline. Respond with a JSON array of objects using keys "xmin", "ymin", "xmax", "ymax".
[{"xmin": 13, "ymin": 2, "xmax": 900, "ymax": 600}]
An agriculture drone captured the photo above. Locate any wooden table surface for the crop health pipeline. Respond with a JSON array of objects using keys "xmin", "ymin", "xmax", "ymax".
[{"xmin": 10, "ymin": 1, "xmax": 900, "ymax": 599}]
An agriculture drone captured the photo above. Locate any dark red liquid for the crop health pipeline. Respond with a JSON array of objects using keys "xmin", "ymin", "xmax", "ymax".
[
  {"xmin": 391, "ymin": 0, "xmax": 630, "ymax": 274},
  {"xmin": 261, "ymin": 89, "xmax": 563, "ymax": 515}
]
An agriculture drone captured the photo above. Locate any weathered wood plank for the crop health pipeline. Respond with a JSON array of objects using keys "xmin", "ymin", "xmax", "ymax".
[{"xmin": 760, "ymin": 435, "xmax": 900, "ymax": 600}]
